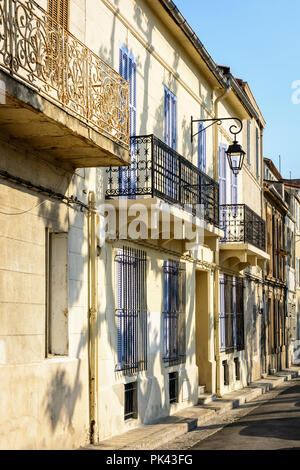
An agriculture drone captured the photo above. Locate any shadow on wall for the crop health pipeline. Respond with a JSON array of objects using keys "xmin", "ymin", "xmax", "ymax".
[
  {"xmin": 244, "ymin": 277, "xmax": 260, "ymax": 385},
  {"xmin": 37, "ymin": 164, "xmax": 92, "ymax": 440}
]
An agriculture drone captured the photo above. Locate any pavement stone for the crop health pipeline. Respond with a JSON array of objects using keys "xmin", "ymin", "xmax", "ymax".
[{"xmin": 83, "ymin": 367, "xmax": 300, "ymax": 451}]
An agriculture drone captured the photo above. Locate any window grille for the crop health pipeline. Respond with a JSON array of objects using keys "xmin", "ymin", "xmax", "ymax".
[
  {"xmin": 115, "ymin": 247, "xmax": 147, "ymax": 374},
  {"xmin": 234, "ymin": 357, "xmax": 240, "ymax": 381},
  {"xmin": 223, "ymin": 360, "xmax": 229, "ymax": 386},
  {"xmin": 124, "ymin": 382, "xmax": 137, "ymax": 420},
  {"xmin": 163, "ymin": 260, "xmax": 186, "ymax": 365},
  {"xmin": 169, "ymin": 372, "xmax": 179, "ymax": 404},
  {"xmin": 220, "ymin": 275, "xmax": 244, "ymax": 353}
]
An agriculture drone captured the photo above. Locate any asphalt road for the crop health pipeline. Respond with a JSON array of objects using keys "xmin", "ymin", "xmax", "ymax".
[{"xmin": 191, "ymin": 382, "xmax": 300, "ymax": 450}]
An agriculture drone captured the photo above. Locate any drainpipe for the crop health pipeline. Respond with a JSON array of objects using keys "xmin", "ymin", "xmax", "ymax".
[
  {"xmin": 88, "ymin": 191, "xmax": 97, "ymax": 444},
  {"xmin": 213, "ymin": 76, "xmax": 231, "ymax": 397}
]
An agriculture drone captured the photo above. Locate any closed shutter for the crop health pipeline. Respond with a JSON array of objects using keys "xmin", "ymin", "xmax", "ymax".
[
  {"xmin": 219, "ymin": 144, "xmax": 227, "ymax": 205},
  {"xmin": 231, "ymin": 157, "xmax": 238, "ymax": 205},
  {"xmin": 163, "ymin": 260, "xmax": 185, "ymax": 364},
  {"xmin": 119, "ymin": 46, "xmax": 136, "ymax": 137},
  {"xmin": 219, "ymin": 274, "xmax": 226, "ymax": 352},
  {"xmin": 164, "ymin": 87, "xmax": 177, "ymax": 151},
  {"xmin": 178, "ymin": 262, "xmax": 186, "ymax": 362},
  {"xmin": 224, "ymin": 275, "xmax": 234, "ymax": 352},
  {"xmin": 198, "ymin": 122, "xmax": 206, "ymax": 173},
  {"xmin": 48, "ymin": 0, "xmax": 69, "ymax": 29},
  {"xmin": 119, "ymin": 46, "xmax": 137, "ymax": 194},
  {"xmin": 116, "ymin": 249, "xmax": 124, "ymax": 366}
]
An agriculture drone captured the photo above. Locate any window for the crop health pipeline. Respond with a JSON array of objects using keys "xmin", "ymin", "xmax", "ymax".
[
  {"xmin": 198, "ymin": 122, "xmax": 206, "ymax": 173},
  {"xmin": 163, "ymin": 260, "xmax": 186, "ymax": 365},
  {"xmin": 219, "ymin": 275, "xmax": 244, "ymax": 353},
  {"xmin": 234, "ymin": 358, "xmax": 240, "ymax": 381},
  {"xmin": 119, "ymin": 45, "xmax": 136, "ymax": 137},
  {"xmin": 164, "ymin": 87, "xmax": 177, "ymax": 150},
  {"xmin": 119, "ymin": 45, "xmax": 137, "ymax": 196},
  {"xmin": 115, "ymin": 247, "xmax": 147, "ymax": 374},
  {"xmin": 124, "ymin": 382, "xmax": 137, "ymax": 420},
  {"xmin": 48, "ymin": 0, "xmax": 69, "ymax": 29},
  {"xmin": 46, "ymin": 230, "xmax": 69, "ymax": 356},
  {"xmin": 169, "ymin": 372, "xmax": 179, "ymax": 404},
  {"xmin": 223, "ymin": 360, "xmax": 229, "ymax": 386}
]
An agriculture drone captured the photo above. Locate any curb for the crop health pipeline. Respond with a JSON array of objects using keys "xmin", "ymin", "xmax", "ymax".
[{"xmin": 84, "ymin": 369, "xmax": 300, "ymax": 450}]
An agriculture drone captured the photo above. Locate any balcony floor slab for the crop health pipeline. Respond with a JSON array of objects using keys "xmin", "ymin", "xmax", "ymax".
[{"xmin": 0, "ymin": 70, "xmax": 130, "ymax": 169}]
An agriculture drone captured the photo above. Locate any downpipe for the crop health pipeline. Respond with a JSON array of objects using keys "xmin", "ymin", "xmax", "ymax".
[{"xmin": 88, "ymin": 191, "xmax": 97, "ymax": 444}]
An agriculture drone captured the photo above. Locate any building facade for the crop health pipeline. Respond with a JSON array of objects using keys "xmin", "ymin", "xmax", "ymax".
[
  {"xmin": 0, "ymin": 0, "xmax": 296, "ymax": 450},
  {"xmin": 0, "ymin": 0, "xmax": 130, "ymax": 449}
]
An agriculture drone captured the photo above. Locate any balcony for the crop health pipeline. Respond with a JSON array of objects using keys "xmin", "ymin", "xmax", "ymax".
[
  {"xmin": 219, "ymin": 204, "xmax": 269, "ymax": 270},
  {"xmin": 105, "ymin": 135, "xmax": 222, "ymax": 248},
  {"xmin": 0, "ymin": 0, "xmax": 129, "ymax": 168}
]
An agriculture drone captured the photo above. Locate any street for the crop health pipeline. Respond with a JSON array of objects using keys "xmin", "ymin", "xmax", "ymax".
[{"xmin": 159, "ymin": 378, "xmax": 300, "ymax": 450}]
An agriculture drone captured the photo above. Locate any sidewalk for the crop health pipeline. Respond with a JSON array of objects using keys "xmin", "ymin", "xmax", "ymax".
[{"xmin": 84, "ymin": 367, "xmax": 300, "ymax": 450}]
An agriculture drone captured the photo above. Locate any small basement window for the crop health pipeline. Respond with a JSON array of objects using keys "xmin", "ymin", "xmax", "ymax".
[
  {"xmin": 124, "ymin": 382, "xmax": 137, "ymax": 420},
  {"xmin": 234, "ymin": 358, "xmax": 241, "ymax": 381},
  {"xmin": 223, "ymin": 360, "xmax": 229, "ymax": 386},
  {"xmin": 169, "ymin": 372, "xmax": 178, "ymax": 404}
]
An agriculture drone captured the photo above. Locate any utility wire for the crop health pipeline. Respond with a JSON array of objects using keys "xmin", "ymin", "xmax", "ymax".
[{"xmin": 0, "ymin": 199, "xmax": 47, "ymax": 216}]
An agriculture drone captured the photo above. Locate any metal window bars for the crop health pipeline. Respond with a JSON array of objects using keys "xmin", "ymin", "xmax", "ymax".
[
  {"xmin": 163, "ymin": 260, "xmax": 186, "ymax": 366},
  {"xmin": 115, "ymin": 247, "xmax": 147, "ymax": 374},
  {"xmin": 219, "ymin": 275, "xmax": 245, "ymax": 353},
  {"xmin": 124, "ymin": 382, "xmax": 137, "ymax": 420}
]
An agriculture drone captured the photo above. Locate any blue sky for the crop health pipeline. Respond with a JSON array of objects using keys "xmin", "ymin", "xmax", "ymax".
[{"xmin": 175, "ymin": 0, "xmax": 300, "ymax": 179}]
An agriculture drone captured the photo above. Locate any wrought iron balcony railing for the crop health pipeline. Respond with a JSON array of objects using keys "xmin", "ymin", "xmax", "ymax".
[
  {"xmin": 220, "ymin": 204, "xmax": 266, "ymax": 250},
  {"xmin": 0, "ymin": 0, "xmax": 129, "ymax": 149},
  {"xmin": 106, "ymin": 135, "xmax": 220, "ymax": 227}
]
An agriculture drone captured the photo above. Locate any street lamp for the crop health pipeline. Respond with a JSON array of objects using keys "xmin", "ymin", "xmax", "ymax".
[
  {"xmin": 225, "ymin": 140, "xmax": 245, "ymax": 176},
  {"xmin": 191, "ymin": 116, "xmax": 246, "ymax": 175}
]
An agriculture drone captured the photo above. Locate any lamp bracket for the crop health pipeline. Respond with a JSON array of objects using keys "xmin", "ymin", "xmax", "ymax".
[{"xmin": 191, "ymin": 116, "xmax": 243, "ymax": 143}]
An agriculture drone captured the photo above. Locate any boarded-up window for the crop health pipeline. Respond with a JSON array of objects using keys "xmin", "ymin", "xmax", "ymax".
[
  {"xmin": 48, "ymin": 0, "xmax": 69, "ymax": 29},
  {"xmin": 46, "ymin": 231, "xmax": 69, "ymax": 356}
]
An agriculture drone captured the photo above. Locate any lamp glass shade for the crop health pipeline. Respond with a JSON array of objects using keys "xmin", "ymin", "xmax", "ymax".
[{"xmin": 225, "ymin": 141, "xmax": 246, "ymax": 175}]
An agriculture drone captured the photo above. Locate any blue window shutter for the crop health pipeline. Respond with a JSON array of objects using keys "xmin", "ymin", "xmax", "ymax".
[
  {"xmin": 198, "ymin": 123, "xmax": 206, "ymax": 173},
  {"xmin": 129, "ymin": 56, "xmax": 136, "ymax": 138},
  {"xmin": 163, "ymin": 261, "xmax": 169, "ymax": 359},
  {"xmin": 164, "ymin": 87, "xmax": 170, "ymax": 145},
  {"xmin": 233, "ymin": 278, "xmax": 237, "ymax": 349},
  {"xmin": 219, "ymin": 145, "xmax": 226, "ymax": 205},
  {"xmin": 119, "ymin": 47, "xmax": 123, "ymax": 77},
  {"xmin": 203, "ymin": 127, "xmax": 206, "ymax": 173},
  {"xmin": 198, "ymin": 122, "xmax": 203, "ymax": 170},
  {"xmin": 117, "ymin": 251, "xmax": 124, "ymax": 366},
  {"xmin": 231, "ymin": 157, "xmax": 238, "ymax": 205},
  {"xmin": 164, "ymin": 87, "xmax": 177, "ymax": 150},
  {"xmin": 219, "ymin": 275, "xmax": 225, "ymax": 351},
  {"xmin": 172, "ymin": 94, "xmax": 177, "ymax": 151}
]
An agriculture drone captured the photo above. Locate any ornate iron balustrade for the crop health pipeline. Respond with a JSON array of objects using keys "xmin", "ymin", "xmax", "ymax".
[
  {"xmin": 220, "ymin": 204, "xmax": 266, "ymax": 250},
  {"xmin": 106, "ymin": 134, "xmax": 220, "ymax": 226},
  {"xmin": 0, "ymin": 0, "xmax": 129, "ymax": 149}
]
